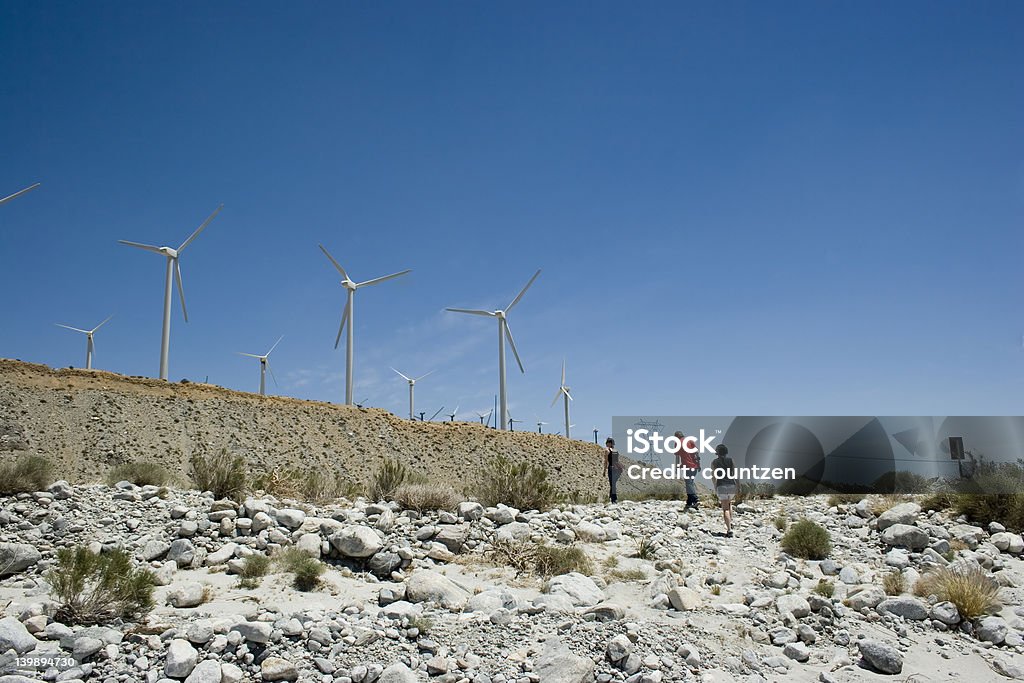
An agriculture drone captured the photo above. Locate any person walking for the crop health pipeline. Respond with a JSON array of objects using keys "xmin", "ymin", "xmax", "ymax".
[
  {"xmin": 605, "ymin": 437, "xmax": 623, "ymax": 503},
  {"xmin": 674, "ymin": 430, "xmax": 700, "ymax": 510},
  {"xmin": 710, "ymin": 443, "xmax": 738, "ymax": 537}
]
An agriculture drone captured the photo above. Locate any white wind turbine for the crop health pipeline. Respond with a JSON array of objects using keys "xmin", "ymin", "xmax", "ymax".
[
  {"xmin": 446, "ymin": 269, "xmax": 540, "ymax": 431},
  {"xmin": 319, "ymin": 244, "xmax": 411, "ymax": 405},
  {"xmin": 55, "ymin": 315, "xmax": 113, "ymax": 369},
  {"xmin": 475, "ymin": 409, "xmax": 492, "ymax": 426},
  {"xmin": 0, "ymin": 183, "xmax": 41, "ymax": 206},
  {"xmin": 237, "ymin": 335, "xmax": 283, "ymax": 396},
  {"xmin": 118, "ymin": 205, "xmax": 222, "ymax": 380},
  {"xmin": 551, "ymin": 359, "xmax": 574, "ymax": 439},
  {"xmin": 392, "ymin": 368, "xmax": 433, "ymax": 420}
]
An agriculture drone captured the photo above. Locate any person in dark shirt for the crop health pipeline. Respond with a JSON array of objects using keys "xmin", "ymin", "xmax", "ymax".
[
  {"xmin": 605, "ymin": 437, "xmax": 623, "ymax": 503},
  {"xmin": 710, "ymin": 443, "xmax": 738, "ymax": 537}
]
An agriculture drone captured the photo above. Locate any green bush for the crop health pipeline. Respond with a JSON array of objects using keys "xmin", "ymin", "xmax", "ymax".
[
  {"xmin": 950, "ymin": 463, "xmax": 1024, "ymax": 531},
  {"xmin": 780, "ymin": 518, "xmax": 831, "ymax": 560},
  {"xmin": 813, "ymin": 579, "xmax": 835, "ymax": 598},
  {"xmin": 275, "ymin": 548, "xmax": 325, "ymax": 591},
  {"xmin": 392, "ymin": 482, "xmax": 461, "ymax": 512},
  {"xmin": 476, "ymin": 455, "xmax": 556, "ymax": 511},
  {"xmin": 190, "ymin": 449, "xmax": 247, "ymax": 502},
  {"xmin": 632, "ymin": 534, "xmax": 657, "ymax": 560},
  {"xmin": 0, "ymin": 455, "xmax": 53, "ymax": 495},
  {"xmin": 238, "ymin": 553, "xmax": 271, "ymax": 589},
  {"xmin": 371, "ymin": 458, "xmax": 407, "ymax": 501},
  {"xmin": 107, "ymin": 461, "xmax": 171, "ymax": 487},
  {"xmin": 48, "ymin": 546, "xmax": 155, "ymax": 625}
]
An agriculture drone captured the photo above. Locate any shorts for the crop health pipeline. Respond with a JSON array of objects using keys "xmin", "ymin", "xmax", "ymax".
[{"xmin": 716, "ymin": 483, "xmax": 738, "ymax": 502}]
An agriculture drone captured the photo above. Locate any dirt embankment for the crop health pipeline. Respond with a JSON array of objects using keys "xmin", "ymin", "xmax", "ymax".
[{"xmin": 0, "ymin": 359, "xmax": 622, "ymax": 497}]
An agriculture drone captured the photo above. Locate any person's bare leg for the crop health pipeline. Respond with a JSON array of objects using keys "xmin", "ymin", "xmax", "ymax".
[{"xmin": 723, "ymin": 500, "xmax": 733, "ymax": 534}]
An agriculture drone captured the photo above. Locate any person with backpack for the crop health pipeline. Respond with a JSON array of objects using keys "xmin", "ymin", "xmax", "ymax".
[
  {"xmin": 710, "ymin": 443, "xmax": 738, "ymax": 537},
  {"xmin": 674, "ymin": 430, "xmax": 700, "ymax": 510},
  {"xmin": 605, "ymin": 437, "xmax": 623, "ymax": 503}
]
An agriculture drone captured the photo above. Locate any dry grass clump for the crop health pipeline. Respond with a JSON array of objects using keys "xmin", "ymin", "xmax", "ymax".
[
  {"xmin": 631, "ymin": 534, "xmax": 657, "ymax": 560},
  {"xmin": 476, "ymin": 455, "xmax": 556, "ymax": 511},
  {"xmin": 253, "ymin": 467, "xmax": 361, "ymax": 503},
  {"xmin": 780, "ymin": 518, "xmax": 831, "ymax": 560},
  {"xmin": 392, "ymin": 482, "xmax": 462, "ymax": 512},
  {"xmin": 868, "ymin": 494, "xmax": 912, "ymax": 516},
  {"xmin": 813, "ymin": 579, "xmax": 835, "ymax": 598},
  {"xmin": 913, "ymin": 564, "xmax": 1000, "ymax": 619},
  {"xmin": 882, "ymin": 570, "xmax": 906, "ymax": 595},
  {"xmin": 370, "ymin": 458, "xmax": 407, "ymax": 501},
  {"xmin": 827, "ymin": 493, "xmax": 865, "ymax": 507},
  {"xmin": 605, "ymin": 567, "xmax": 646, "ymax": 583},
  {"xmin": 191, "ymin": 448, "xmax": 247, "ymax": 502},
  {"xmin": 489, "ymin": 539, "xmax": 593, "ymax": 578},
  {"xmin": 48, "ymin": 546, "xmax": 155, "ymax": 625},
  {"xmin": 107, "ymin": 460, "xmax": 171, "ymax": 487},
  {"xmin": 0, "ymin": 455, "xmax": 53, "ymax": 495}
]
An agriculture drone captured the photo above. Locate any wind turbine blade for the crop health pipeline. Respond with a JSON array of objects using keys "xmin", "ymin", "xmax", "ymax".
[
  {"xmin": 266, "ymin": 360, "xmax": 279, "ymax": 388},
  {"xmin": 174, "ymin": 259, "xmax": 188, "ymax": 322},
  {"xmin": 91, "ymin": 315, "xmax": 114, "ymax": 333},
  {"xmin": 118, "ymin": 240, "xmax": 165, "ymax": 255},
  {"xmin": 266, "ymin": 335, "xmax": 284, "ymax": 356},
  {"xmin": 504, "ymin": 322, "xmax": 525, "ymax": 374},
  {"xmin": 55, "ymin": 324, "xmax": 90, "ymax": 334},
  {"xmin": 237, "ymin": 352, "xmax": 262, "ymax": 358},
  {"xmin": 561, "ymin": 359, "xmax": 566, "ymax": 386},
  {"xmin": 178, "ymin": 204, "xmax": 223, "ymax": 252},
  {"xmin": 333, "ymin": 300, "xmax": 350, "ymax": 349},
  {"xmin": 551, "ymin": 389, "xmax": 563, "ymax": 407},
  {"xmin": 429, "ymin": 406, "xmax": 445, "ymax": 421},
  {"xmin": 392, "ymin": 367, "xmax": 413, "ymax": 382},
  {"xmin": 445, "ymin": 308, "xmax": 495, "ymax": 317},
  {"xmin": 356, "ymin": 269, "xmax": 411, "ymax": 288},
  {"xmin": 506, "ymin": 269, "xmax": 541, "ymax": 312},
  {"xmin": 318, "ymin": 244, "xmax": 349, "ymax": 280},
  {"xmin": 565, "ymin": 389, "xmax": 574, "ymax": 402},
  {"xmin": 414, "ymin": 370, "xmax": 434, "ymax": 382},
  {"xmin": 0, "ymin": 183, "xmax": 40, "ymax": 205}
]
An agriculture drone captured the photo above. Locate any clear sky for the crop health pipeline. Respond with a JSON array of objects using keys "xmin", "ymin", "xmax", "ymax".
[{"xmin": 1, "ymin": 2, "xmax": 1022, "ymax": 438}]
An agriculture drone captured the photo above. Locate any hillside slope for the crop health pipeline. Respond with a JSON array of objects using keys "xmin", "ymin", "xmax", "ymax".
[{"xmin": 0, "ymin": 359, "xmax": 621, "ymax": 498}]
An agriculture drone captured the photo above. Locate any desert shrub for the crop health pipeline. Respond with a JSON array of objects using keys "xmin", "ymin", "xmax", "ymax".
[
  {"xmin": 407, "ymin": 615, "xmax": 433, "ymax": 635},
  {"xmin": 773, "ymin": 514, "xmax": 788, "ymax": 531},
  {"xmin": 913, "ymin": 564, "xmax": 999, "ymax": 619},
  {"xmin": 107, "ymin": 461, "xmax": 171, "ymax": 487},
  {"xmin": 620, "ymin": 480, "xmax": 680, "ymax": 502},
  {"xmin": 489, "ymin": 539, "xmax": 593, "ymax": 577},
  {"xmin": 827, "ymin": 493, "xmax": 865, "ymax": 507},
  {"xmin": 606, "ymin": 567, "xmax": 646, "ymax": 583},
  {"xmin": 814, "ymin": 579, "xmax": 835, "ymax": 598},
  {"xmin": 48, "ymin": 546, "xmax": 155, "ymax": 625},
  {"xmin": 953, "ymin": 490, "xmax": 1024, "ymax": 532},
  {"xmin": 253, "ymin": 467, "xmax": 360, "ymax": 503},
  {"xmin": 275, "ymin": 548, "xmax": 325, "ymax": 591},
  {"xmin": 780, "ymin": 518, "xmax": 831, "ymax": 560},
  {"xmin": 872, "ymin": 471, "xmax": 930, "ymax": 494},
  {"xmin": 371, "ymin": 458, "xmax": 407, "ymax": 501},
  {"xmin": 921, "ymin": 491, "xmax": 956, "ymax": 512},
  {"xmin": 868, "ymin": 494, "xmax": 912, "ymax": 517},
  {"xmin": 737, "ymin": 482, "xmax": 776, "ymax": 502},
  {"xmin": 476, "ymin": 455, "xmax": 556, "ymax": 511},
  {"xmin": 632, "ymin": 535, "xmax": 657, "ymax": 560},
  {"xmin": 392, "ymin": 482, "xmax": 461, "ymax": 512},
  {"xmin": 190, "ymin": 449, "xmax": 247, "ymax": 502},
  {"xmin": 238, "ymin": 553, "xmax": 271, "ymax": 589},
  {"xmin": 0, "ymin": 455, "xmax": 53, "ymax": 495},
  {"xmin": 882, "ymin": 570, "xmax": 906, "ymax": 596}
]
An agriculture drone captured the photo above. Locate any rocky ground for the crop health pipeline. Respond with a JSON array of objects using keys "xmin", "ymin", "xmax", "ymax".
[{"xmin": 2, "ymin": 482, "xmax": 1024, "ymax": 683}]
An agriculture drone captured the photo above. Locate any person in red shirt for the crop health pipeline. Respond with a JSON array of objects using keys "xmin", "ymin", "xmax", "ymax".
[{"xmin": 674, "ymin": 430, "xmax": 700, "ymax": 510}]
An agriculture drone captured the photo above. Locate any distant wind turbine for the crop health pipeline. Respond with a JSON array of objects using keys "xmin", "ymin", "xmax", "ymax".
[
  {"xmin": 447, "ymin": 404, "xmax": 460, "ymax": 422},
  {"xmin": 0, "ymin": 183, "xmax": 40, "ymax": 206},
  {"xmin": 392, "ymin": 368, "xmax": 433, "ymax": 420},
  {"xmin": 475, "ymin": 410, "xmax": 492, "ymax": 426},
  {"xmin": 118, "ymin": 205, "xmax": 223, "ymax": 380},
  {"xmin": 446, "ymin": 269, "xmax": 540, "ymax": 431},
  {"xmin": 550, "ymin": 359, "xmax": 574, "ymax": 439},
  {"xmin": 319, "ymin": 244, "xmax": 411, "ymax": 405},
  {"xmin": 536, "ymin": 418, "xmax": 548, "ymax": 434},
  {"xmin": 55, "ymin": 315, "xmax": 113, "ymax": 369},
  {"xmin": 237, "ymin": 335, "xmax": 283, "ymax": 396}
]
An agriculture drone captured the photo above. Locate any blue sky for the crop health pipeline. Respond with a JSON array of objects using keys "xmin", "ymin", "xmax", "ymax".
[{"xmin": 1, "ymin": 2, "xmax": 1022, "ymax": 437}]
